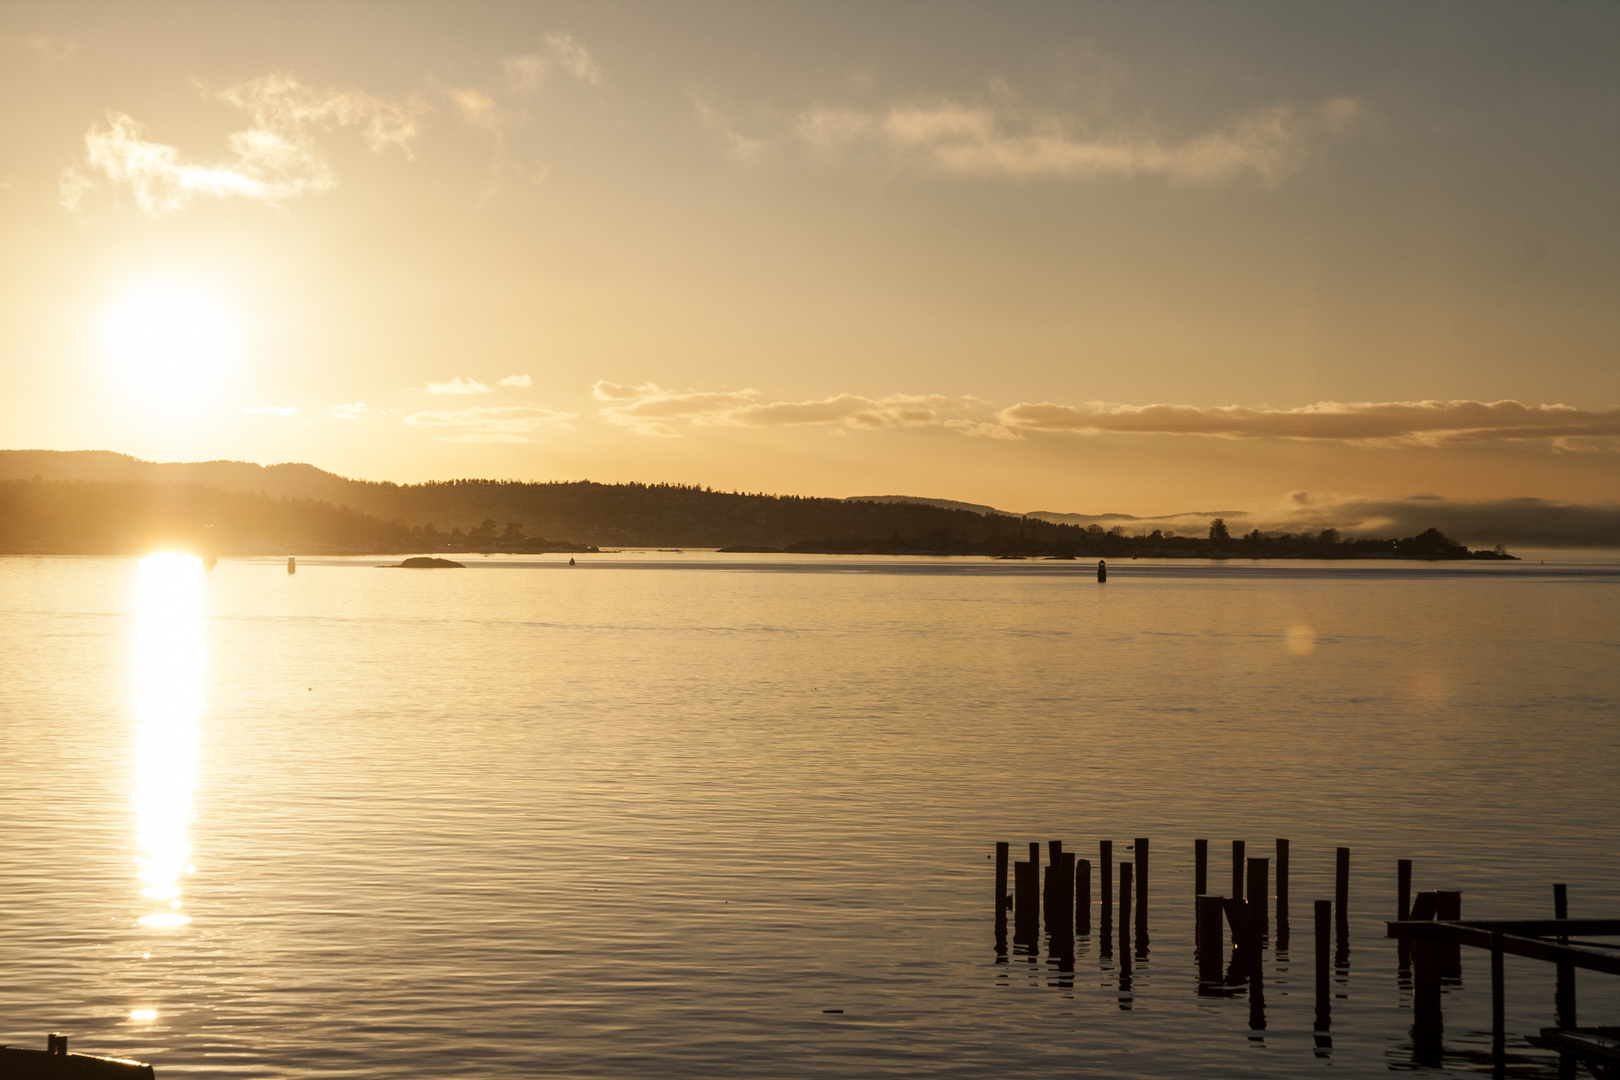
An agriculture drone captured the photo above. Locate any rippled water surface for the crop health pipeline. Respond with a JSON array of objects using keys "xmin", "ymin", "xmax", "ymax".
[{"xmin": 2, "ymin": 552, "xmax": 1617, "ymax": 1077}]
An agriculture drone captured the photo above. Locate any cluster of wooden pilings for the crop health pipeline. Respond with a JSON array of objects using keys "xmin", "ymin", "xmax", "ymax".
[{"xmin": 993, "ymin": 838, "xmax": 1615, "ymax": 1071}]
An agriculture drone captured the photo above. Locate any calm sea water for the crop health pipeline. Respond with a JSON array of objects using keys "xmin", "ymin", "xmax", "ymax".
[{"xmin": 1, "ymin": 552, "xmax": 1616, "ymax": 1078}]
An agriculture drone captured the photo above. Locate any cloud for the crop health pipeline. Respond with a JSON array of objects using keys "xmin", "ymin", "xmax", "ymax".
[
  {"xmin": 404, "ymin": 405, "xmax": 573, "ymax": 441},
  {"xmin": 330, "ymin": 402, "xmax": 369, "ymax": 419},
  {"xmin": 591, "ymin": 381, "xmax": 982, "ymax": 437},
  {"xmin": 243, "ymin": 405, "xmax": 297, "ymax": 415},
  {"xmin": 17, "ymin": 34, "xmax": 77, "ymax": 66},
  {"xmin": 504, "ymin": 34, "xmax": 602, "ymax": 91},
  {"xmin": 795, "ymin": 95, "xmax": 1360, "ymax": 182},
  {"xmin": 995, "ymin": 399, "xmax": 1620, "ymax": 447},
  {"xmin": 689, "ymin": 90, "xmax": 771, "ymax": 163},
  {"xmin": 1256, "ymin": 494, "xmax": 1620, "ymax": 548},
  {"xmin": 426, "ymin": 377, "xmax": 492, "ymax": 395},
  {"xmin": 62, "ymin": 72, "xmax": 427, "ymax": 214},
  {"xmin": 497, "ymin": 374, "xmax": 532, "ymax": 387}
]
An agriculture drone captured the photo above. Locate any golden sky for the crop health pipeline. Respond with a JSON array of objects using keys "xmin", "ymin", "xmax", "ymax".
[{"xmin": 2, "ymin": 2, "xmax": 1616, "ymax": 516}]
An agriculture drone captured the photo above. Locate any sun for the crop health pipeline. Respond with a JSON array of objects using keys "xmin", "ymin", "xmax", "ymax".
[{"xmin": 101, "ymin": 281, "xmax": 242, "ymax": 408}]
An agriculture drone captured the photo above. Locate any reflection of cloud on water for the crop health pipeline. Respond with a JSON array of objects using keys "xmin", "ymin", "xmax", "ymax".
[{"xmin": 133, "ymin": 553, "xmax": 205, "ymax": 929}]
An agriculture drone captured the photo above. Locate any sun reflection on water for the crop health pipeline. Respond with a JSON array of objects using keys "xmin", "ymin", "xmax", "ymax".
[{"xmin": 133, "ymin": 553, "xmax": 205, "ymax": 929}]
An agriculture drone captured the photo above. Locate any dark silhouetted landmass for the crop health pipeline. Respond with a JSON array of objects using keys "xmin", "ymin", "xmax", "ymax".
[
  {"xmin": 393, "ymin": 556, "xmax": 464, "ymax": 568},
  {"xmin": 0, "ymin": 456, "xmax": 1515, "ymax": 560}
]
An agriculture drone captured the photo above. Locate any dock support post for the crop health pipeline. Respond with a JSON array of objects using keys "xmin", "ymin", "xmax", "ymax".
[
  {"xmin": 1412, "ymin": 934, "xmax": 1444, "ymax": 1064},
  {"xmin": 1100, "ymin": 841, "xmax": 1113, "ymax": 941},
  {"xmin": 1119, "ymin": 862, "xmax": 1133, "ymax": 956},
  {"xmin": 1314, "ymin": 900, "xmax": 1332, "ymax": 1038},
  {"xmin": 1491, "ymin": 930, "xmax": 1505, "ymax": 1068},
  {"xmin": 1335, "ymin": 847, "xmax": 1350, "ymax": 943},
  {"xmin": 1398, "ymin": 859, "xmax": 1412, "ymax": 921},
  {"xmin": 995, "ymin": 842, "xmax": 1008, "ymax": 919},
  {"xmin": 1247, "ymin": 857, "xmax": 1269, "ymax": 941},
  {"xmin": 1195, "ymin": 838, "xmax": 1208, "ymax": 897},
  {"xmin": 1436, "ymin": 891, "xmax": 1462, "ymax": 979},
  {"xmin": 1554, "ymin": 883, "xmax": 1575, "ymax": 1029},
  {"xmin": 1013, "ymin": 861, "xmax": 1037, "ymax": 945},
  {"xmin": 1232, "ymin": 840, "xmax": 1245, "ymax": 904},
  {"xmin": 1077, "ymin": 859, "xmax": 1092, "ymax": 935},
  {"xmin": 1198, "ymin": 895, "xmax": 1225, "ymax": 983},
  {"xmin": 1135, "ymin": 837, "xmax": 1149, "ymax": 947},
  {"xmin": 1275, "ymin": 839, "xmax": 1290, "ymax": 949}
]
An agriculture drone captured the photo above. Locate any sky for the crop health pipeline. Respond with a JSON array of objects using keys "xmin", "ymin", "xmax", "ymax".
[{"xmin": 1, "ymin": 1, "xmax": 1616, "ymax": 519}]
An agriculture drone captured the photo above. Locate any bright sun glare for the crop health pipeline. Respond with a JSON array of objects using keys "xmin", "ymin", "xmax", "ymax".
[{"xmin": 101, "ymin": 282, "xmax": 242, "ymax": 408}]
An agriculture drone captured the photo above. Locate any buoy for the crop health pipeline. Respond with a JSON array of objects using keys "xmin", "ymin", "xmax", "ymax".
[
  {"xmin": 1097, "ymin": 559, "xmax": 1107, "ymax": 582},
  {"xmin": 287, "ymin": 557, "xmax": 296, "ymax": 574}
]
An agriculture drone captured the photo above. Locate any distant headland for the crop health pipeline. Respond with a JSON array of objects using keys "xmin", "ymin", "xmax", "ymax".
[{"xmin": 0, "ymin": 449, "xmax": 1576, "ymax": 560}]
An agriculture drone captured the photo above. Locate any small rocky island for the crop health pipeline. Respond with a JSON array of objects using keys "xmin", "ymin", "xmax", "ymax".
[{"xmin": 388, "ymin": 556, "xmax": 465, "ymax": 568}]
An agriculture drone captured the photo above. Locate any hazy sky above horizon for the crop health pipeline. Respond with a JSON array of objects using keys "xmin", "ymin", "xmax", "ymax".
[{"xmin": 1, "ymin": 1, "xmax": 1616, "ymax": 516}]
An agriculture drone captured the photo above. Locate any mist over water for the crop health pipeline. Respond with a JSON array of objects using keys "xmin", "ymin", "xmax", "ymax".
[{"xmin": 1, "ymin": 553, "xmax": 1615, "ymax": 1077}]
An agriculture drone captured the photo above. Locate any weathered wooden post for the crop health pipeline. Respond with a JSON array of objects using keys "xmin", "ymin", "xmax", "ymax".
[
  {"xmin": 1397, "ymin": 859, "xmax": 1413, "ymax": 920},
  {"xmin": 1275, "ymin": 839, "xmax": 1290, "ymax": 948},
  {"xmin": 1097, "ymin": 560, "xmax": 1107, "ymax": 582},
  {"xmin": 1100, "ymin": 841, "xmax": 1114, "ymax": 940},
  {"xmin": 1120, "ymin": 862, "xmax": 1133, "ymax": 955},
  {"xmin": 1335, "ymin": 847, "xmax": 1350, "ymax": 942},
  {"xmin": 1232, "ymin": 840, "xmax": 1245, "ymax": 903},
  {"xmin": 1013, "ymin": 861, "xmax": 1036, "ymax": 945},
  {"xmin": 1491, "ymin": 930, "xmax": 1506, "ymax": 1065},
  {"xmin": 1195, "ymin": 838, "xmax": 1208, "ymax": 896},
  {"xmin": 1247, "ymin": 857, "xmax": 1269, "ymax": 940},
  {"xmin": 1315, "ymin": 899, "xmax": 1332, "ymax": 1036},
  {"xmin": 1076, "ymin": 858, "xmax": 1092, "ymax": 935},
  {"xmin": 995, "ymin": 842, "xmax": 1009, "ymax": 920},
  {"xmin": 1045, "ymin": 840, "xmax": 1064, "ymax": 927},
  {"xmin": 1197, "ymin": 895, "xmax": 1225, "ymax": 983},
  {"xmin": 1554, "ymin": 883, "xmax": 1575, "ymax": 1029},
  {"xmin": 1134, "ymin": 837, "xmax": 1149, "ymax": 946},
  {"xmin": 1436, "ymin": 891, "xmax": 1462, "ymax": 979},
  {"xmin": 1411, "ymin": 931, "xmax": 1444, "ymax": 1062}
]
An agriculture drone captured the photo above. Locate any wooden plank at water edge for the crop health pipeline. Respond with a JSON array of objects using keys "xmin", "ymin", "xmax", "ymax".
[
  {"xmin": 1385, "ymin": 922, "xmax": 1620, "ymax": 976},
  {"xmin": 0, "ymin": 1045, "xmax": 156, "ymax": 1079}
]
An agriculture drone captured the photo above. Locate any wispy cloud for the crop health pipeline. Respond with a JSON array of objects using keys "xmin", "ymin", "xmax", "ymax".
[
  {"xmin": 426, "ymin": 377, "xmax": 492, "ymax": 395},
  {"xmin": 330, "ymin": 402, "xmax": 369, "ymax": 419},
  {"xmin": 592, "ymin": 381, "xmax": 981, "ymax": 437},
  {"xmin": 795, "ymin": 95, "xmax": 1360, "ymax": 182},
  {"xmin": 994, "ymin": 399, "xmax": 1620, "ymax": 446},
  {"xmin": 243, "ymin": 405, "xmax": 298, "ymax": 416},
  {"xmin": 497, "ymin": 374, "xmax": 532, "ymax": 387},
  {"xmin": 17, "ymin": 34, "xmax": 77, "ymax": 66},
  {"xmin": 447, "ymin": 33, "xmax": 601, "ymax": 180},
  {"xmin": 689, "ymin": 90, "xmax": 771, "ymax": 163},
  {"xmin": 504, "ymin": 33, "xmax": 602, "ymax": 91},
  {"xmin": 403, "ymin": 405, "xmax": 573, "ymax": 442},
  {"xmin": 61, "ymin": 72, "xmax": 428, "ymax": 214}
]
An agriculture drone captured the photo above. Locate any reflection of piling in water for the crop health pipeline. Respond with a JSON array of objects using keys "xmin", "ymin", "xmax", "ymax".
[
  {"xmin": 1275, "ymin": 839, "xmax": 1290, "ymax": 949},
  {"xmin": 1247, "ymin": 858, "xmax": 1269, "ymax": 941},
  {"xmin": 1315, "ymin": 899, "xmax": 1332, "ymax": 1046},
  {"xmin": 287, "ymin": 556, "xmax": 296, "ymax": 574},
  {"xmin": 1490, "ymin": 929, "xmax": 1506, "ymax": 1069},
  {"xmin": 1076, "ymin": 858, "xmax": 1092, "ymax": 936}
]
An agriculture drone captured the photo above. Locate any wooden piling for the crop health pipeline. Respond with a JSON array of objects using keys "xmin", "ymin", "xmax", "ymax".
[
  {"xmin": 1060, "ymin": 851, "xmax": 1076, "ymax": 939},
  {"xmin": 1232, "ymin": 840, "xmax": 1245, "ymax": 903},
  {"xmin": 1120, "ymin": 862, "xmax": 1133, "ymax": 953},
  {"xmin": 1554, "ymin": 883, "xmax": 1575, "ymax": 1029},
  {"xmin": 1195, "ymin": 839, "xmax": 1208, "ymax": 896},
  {"xmin": 1315, "ymin": 900, "xmax": 1332, "ymax": 1032},
  {"xmin": 1134, "ymin": 837, "xmax": 1149, "ymax": 943},
  {"xmin": 287, "ymin": 556, "xmax": 296, "ymax": 574},
  {"xmin": 1411, "ymin": 935, "xmax": 1444, "ymax": 1057},
  {"xmin": 1097, "ymin": 560, "xmax": 1107, "ymax": 582},
  {"xmin": 995, "ymin": 842, "xmax": 1009, "ymax": 922},
  {"xmin": 1198, "ymin": 895, "xmax": 1225, "ymax": 982},
  {"xmin": 1491, "ymin": 930, "xmax": 1505, "ymax": 1058},
  {"xmin": 1247, "ymin": 857, "xmax": 1270, "ymax": 939},
  {"xmin": 1334, "ymin": 847, "xmax": 1350, "ymax": 938},
  {"xmin": 1435, "ymin": 890, "xmax": 1462, "ymax": 979},
  {"xmin": 47, "ymin": 1034, "xmax": 66, "ymax": 1056},
  {"xmin": 1077, "ymin": 858, "xmax": 1092, "ymax": 935},
  {"xmin": 1013, "ymin": 861, "xmax": 1037, "ymax": 943},
  {"xmin": 1398, "ymin": 859, "xmax": 1412, "ymax": 921},
  {"xmin": 1275, "ymin": 839, "xmax": 1290, "ymax": 948},
  {"xmin": 1045, "ymin": 841, "xmax": 1064, "ymax": 926},
  {"xmin": 1100, "ymin": 841, "xmax": 1114, "ymax": 937}
]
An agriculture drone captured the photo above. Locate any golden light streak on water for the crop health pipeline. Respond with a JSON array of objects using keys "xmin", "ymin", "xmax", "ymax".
[{"xmin": 132, "ymin": 553, "xmax": 205, "ymax": 930}]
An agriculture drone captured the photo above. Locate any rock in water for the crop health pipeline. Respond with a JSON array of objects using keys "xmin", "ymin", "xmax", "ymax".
[{"xmin": 395, "ymin": 556, "xmax": 465, "ymax": 568}]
